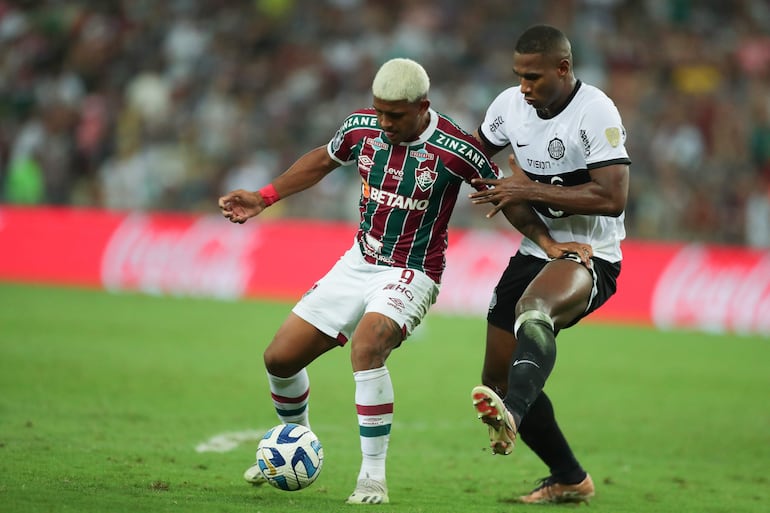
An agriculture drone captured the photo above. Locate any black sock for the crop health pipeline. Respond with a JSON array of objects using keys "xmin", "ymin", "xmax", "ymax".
[
  {"xmin": 518, "ymin": 392, "xmax": 586, "ymax": 484},
  {"xmin": 504, "ymin": 317, "xmax": 556, "ymax": 426}
]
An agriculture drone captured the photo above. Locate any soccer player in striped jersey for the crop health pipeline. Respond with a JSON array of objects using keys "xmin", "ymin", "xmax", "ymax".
[
  {"xmin": 219, "ymin": 57, "xmax": 592, "ymax": 505},
  {"xmin": 468, "ymin": 25, "xmax": 630, "ymax": 504}
]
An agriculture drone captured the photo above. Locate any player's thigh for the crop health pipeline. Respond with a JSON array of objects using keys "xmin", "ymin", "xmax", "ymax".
[
  {"xmin": 518, "ymin": 258, "xmax": 594, "ymax": 329},
  {"xmin": 291, "ymin": 246, "xmax": 369, "ymax": 345},
  {"xmin": 347, "ymin": 266, "xmax": 438, "ymax": 369},
  {"xmin": 487, "ymin": 253, "xmax": 545, "ymax": 332},
  {"xmin": 363, "ymin": 266, "xmax": 439, "ymax": 340},
  {"xmin": 264, "ymin": 312, "xmax": 340, "ymax": 377}
]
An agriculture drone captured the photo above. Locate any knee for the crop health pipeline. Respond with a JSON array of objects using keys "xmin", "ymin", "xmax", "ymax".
[
  {"xmin": 515, "ymin": 296, "xmax": 548, "ymax": 319},
  {"xmin": 350, "ymin": 342, "xmax": 390, "ymax": 371},
  {"xmin": 263, "ymin": 344, "xmax": 293, "ymax": 377},
  {"xmin": 513, "ymin": 310, "xmax": 554, "ymax": 336}
]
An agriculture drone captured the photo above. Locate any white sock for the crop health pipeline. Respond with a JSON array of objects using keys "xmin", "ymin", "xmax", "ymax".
[
  {"xmin": 353, "ymin": 366, "xmax": 393, "ymax": 483},
  {"xmin": 267, "ymin": 368, "xmax": 311, "ymax": 428}
]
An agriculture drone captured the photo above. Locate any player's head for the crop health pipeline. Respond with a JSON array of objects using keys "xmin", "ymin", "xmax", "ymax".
[
  {"xmin": 372, "ymin": 58, "xmax": 430, "ymax": 103},
  {"xmin": 371, "ymin": 58, "xmax": 431, "ymax": 144},
  {"xmin": 512, "ymin": 25, "xmax": 576, "ymax": 116}
]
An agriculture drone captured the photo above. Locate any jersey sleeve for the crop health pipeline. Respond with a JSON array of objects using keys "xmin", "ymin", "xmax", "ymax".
[
  {"xmin": 581, "ymin": 98, "xmax": 630, "ymax": 168},
  {"xmin": 478, "ymin": 88, "xmax": 516, "ymax": 150},
  {"xmin": 440, "ymin": 133, "xmax": 504, "ymax": 190},
  {"xmin": 326, "ymin": 111, "xmax": 371, "ymax": 165},
  {"xmin": 327, "ymin": 125, "xmax": 355, "ymax": 165},
  {"xmin": 469, "ymin": 158, "xmax": 503, "ymax": 192}
]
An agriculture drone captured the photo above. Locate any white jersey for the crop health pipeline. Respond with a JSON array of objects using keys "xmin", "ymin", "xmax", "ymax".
[{"xmin": 479, "ymin": 81, "xmax": 630, "ymax": 262}]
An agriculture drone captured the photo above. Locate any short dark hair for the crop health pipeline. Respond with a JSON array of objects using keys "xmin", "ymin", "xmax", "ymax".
[{"xmin": 515, "ymin": 25, "xmax": 571, "ymax": 56}]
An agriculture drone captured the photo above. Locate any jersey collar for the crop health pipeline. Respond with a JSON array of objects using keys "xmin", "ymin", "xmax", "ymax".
[{"xmin": 537, "ymin": 80, "xmax": 582, "ymax": 120}]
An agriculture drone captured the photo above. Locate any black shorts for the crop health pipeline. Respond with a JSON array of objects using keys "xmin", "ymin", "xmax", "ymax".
[{"xmin": 487, "ymin": 251, "xmax": 621, "ymax": 335}]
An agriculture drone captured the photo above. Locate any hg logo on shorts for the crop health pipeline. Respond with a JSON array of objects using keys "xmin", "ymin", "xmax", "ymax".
[{"xmin": 382, "ymin": 283, "xmax": 414, "ymax": 301}]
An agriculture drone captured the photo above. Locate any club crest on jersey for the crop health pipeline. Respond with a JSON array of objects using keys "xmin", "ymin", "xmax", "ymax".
[
  {"xmin": 415, "ymin": 166, "xmax": 437, "ymax": 192},
  {"xmin": 547, "ymin": 137, "xmax": 565, "ymax": 160}
]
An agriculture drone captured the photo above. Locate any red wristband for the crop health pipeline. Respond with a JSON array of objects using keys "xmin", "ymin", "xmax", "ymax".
[{"xmin": 259, "ymin": 184, "xmax": 280, "ymax": 207}]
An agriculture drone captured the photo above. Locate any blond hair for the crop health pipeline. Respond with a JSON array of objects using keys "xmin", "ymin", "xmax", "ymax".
[{"xmin": 371, "ymin": 58, "xmax": 430, "ymax": 103}]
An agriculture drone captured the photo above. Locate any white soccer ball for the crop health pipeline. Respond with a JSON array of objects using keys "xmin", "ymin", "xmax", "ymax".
[{"xmin": 256, "ymin": 423, "xmax": 324, "ymax": 491}]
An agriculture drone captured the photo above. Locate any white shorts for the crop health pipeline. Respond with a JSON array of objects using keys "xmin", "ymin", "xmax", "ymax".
[{"xmin": 292, "ymin": 244, "xmax": 440, "ymax": 345}]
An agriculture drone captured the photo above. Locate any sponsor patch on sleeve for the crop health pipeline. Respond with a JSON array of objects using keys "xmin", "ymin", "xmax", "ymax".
[{"xmin": 604, "ymin": 127, "xmax": 620, "ymax": 148}]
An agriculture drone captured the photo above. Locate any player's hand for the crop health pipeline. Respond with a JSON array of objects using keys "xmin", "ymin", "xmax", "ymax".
[
  {"xmin": 218, "ymin": 189, "xmax": 265, "ymax": 224},
  {"xmin": 543, "ymin": 241, "xmax": 593, "ymax": 268},
  {"xmin": 470, "ymin": 155, "xmax": 530, "ymax": 218}
]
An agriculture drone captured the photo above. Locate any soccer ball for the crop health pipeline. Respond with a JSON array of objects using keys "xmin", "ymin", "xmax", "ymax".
[{"xmin": 256, "ymin": 423, "xmax": 324, "ymax": 491}]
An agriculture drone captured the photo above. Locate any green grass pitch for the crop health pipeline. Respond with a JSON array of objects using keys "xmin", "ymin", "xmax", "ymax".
[{"xmin": 0, "ymin": 282, "xmax": 768, "ymax": 513}]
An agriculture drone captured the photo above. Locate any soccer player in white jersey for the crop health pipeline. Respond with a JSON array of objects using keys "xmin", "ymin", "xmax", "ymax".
[
  {"xmin": 219, "ymin": 57, "xmax": 592, "ymax": 505},
  {"xmin": 468, "ymin": 25, "xmax": 631, "ymax": 504}
]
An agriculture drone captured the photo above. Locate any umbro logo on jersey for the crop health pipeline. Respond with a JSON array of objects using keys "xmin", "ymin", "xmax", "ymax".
[{"xmin": 358, "ymin": 155, "xmax": 374, "ymax": 170}]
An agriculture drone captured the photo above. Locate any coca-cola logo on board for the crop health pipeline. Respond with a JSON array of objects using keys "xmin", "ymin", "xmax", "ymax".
[
  {"xmin": 651, "ymin": 245, "xmax": 770, "ymax": 335},
  {"xmin": 101, "ymin": 214, "xmax": 262, "ymax": 299}
]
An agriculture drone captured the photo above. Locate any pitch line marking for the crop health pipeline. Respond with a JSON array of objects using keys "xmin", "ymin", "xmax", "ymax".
[{"xmin": 195, "ymin": 429, "xmax": 267, "ymax": 453}]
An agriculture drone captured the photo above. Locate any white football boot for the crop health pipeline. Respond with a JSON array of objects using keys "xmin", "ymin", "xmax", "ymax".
[
  {"xmin": 346, "ymin": 478, "xmax": 389, "ymax": 504},
  {"xmin": 243, "ymin": 462, "xmax": 267, "ymax": 486}
]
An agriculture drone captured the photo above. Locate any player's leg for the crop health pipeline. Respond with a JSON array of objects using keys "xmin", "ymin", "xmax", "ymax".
[
  {"xmin": 472, "ymin": 324, "xmax": 519, "ymax": 454},
  {"xmin": 504, "ymin": 257, "xmax": 592, "ymax": 422},
  {"xmin": 480, "ymin": 324, "xmax": 517, "ymax": 395},
  {"xmin": 480, "ymin": 253, "xmax": 545, "ymax": 395},
  {"xmin": 268, "ymin": 245, "xmax": 374, "ymax": 430},
  {"xmin": 516, "ymin": 392, "xmax": 594, "ymax": 503},
  {"xmin": 263, "ymin": 312, "xmax": 340, "ymax": 426},
  {"xmin": 247, "ymin": 245, "xmax": 366, "ymax": 487},
  {"xmin": 472, "ymin": 253, "xmax": 541, "ymax": 454},
  {"xmin": 345, "ymin": 312, "xmax": 402, "ymax": 505},
  {"xmin": 509, "ymin": 257, "xmax": 597, "ymax": 504},
  {"xmin": 244, "ymin": 313, "xmax": 339, "ymax": 485},
  {"xmin": 346, "ymin": 266, "xmax": 438, "ymax": 505}
]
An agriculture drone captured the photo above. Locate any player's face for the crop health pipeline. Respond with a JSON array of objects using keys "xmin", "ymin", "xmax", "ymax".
[
  {"xmin": 373, "ymin": 97, "xmax": 430, "ymax": 145},
  {"xmin": 513, "ymin": 52, "xmax": 570, "ymax": 115}
]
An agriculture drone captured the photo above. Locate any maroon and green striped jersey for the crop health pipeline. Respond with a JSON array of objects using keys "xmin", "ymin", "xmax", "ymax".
[{"xmin": 326, "ymin": 108, "xmax": 502, "ymax": 283}]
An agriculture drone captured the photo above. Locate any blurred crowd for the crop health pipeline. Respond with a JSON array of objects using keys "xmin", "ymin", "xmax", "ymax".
[{"xmin": 2, "ymin": 0, "xmax": 770, "ymax": 246}]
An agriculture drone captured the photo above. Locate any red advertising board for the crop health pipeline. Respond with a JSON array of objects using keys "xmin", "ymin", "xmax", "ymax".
[{"xmin": 1, "ymin": 205, "xmax": 768, "ymax": 335}]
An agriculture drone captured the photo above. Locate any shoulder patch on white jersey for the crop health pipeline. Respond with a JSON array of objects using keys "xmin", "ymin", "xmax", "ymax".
[{"xmin": 605, "ymin": 127, "xmax": 621, "ymax": 148}]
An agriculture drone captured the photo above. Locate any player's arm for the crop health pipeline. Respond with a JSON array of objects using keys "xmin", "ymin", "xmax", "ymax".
[
  {"xmin": 219, "ymin": 145, "xmax": 339, "ymax": 224},
  {"xmin": 473, "ymin": 128, "xmax": 507, "ymax": 159},
  {"xmin": 471, "ymin": 155, "xmax": 592, "ymax": 263},
  {"xmin": 499, "ymin": 199, "xmax": 593, "ymax": 264},
  {"xmin": 470, "ymin": 155, "xmax": 629, "ymax": 219}
]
